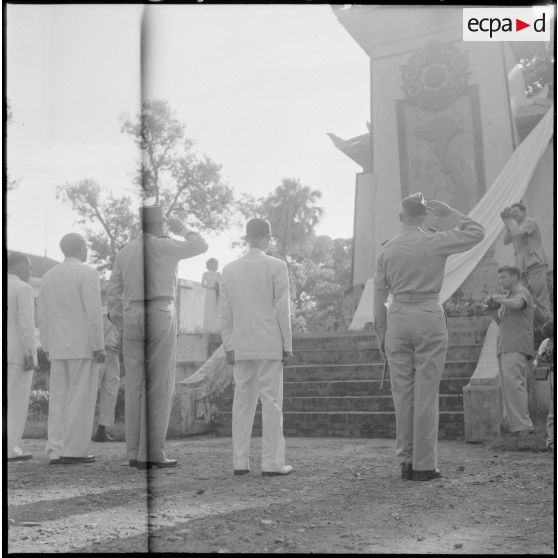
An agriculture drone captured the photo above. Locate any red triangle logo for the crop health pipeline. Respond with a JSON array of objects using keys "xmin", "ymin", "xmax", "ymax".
[{"xmin": 516, "ymin": 18, "xmax": 530, "ymax": 31}]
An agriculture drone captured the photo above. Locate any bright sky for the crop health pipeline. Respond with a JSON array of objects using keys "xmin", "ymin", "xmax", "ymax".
[{"xmin": 6, "ymin": 4, "xmax": 369, "ymax": 280}]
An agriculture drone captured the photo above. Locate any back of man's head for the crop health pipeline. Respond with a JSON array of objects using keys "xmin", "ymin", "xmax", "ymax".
[
  {"xmin": 400, "ymin": 192, "xmax": 427, "ymax": 225},
  {"xmin": 246, "ymin": 218, "xmax": 271, "ymax": 240},
  {"xmin": 8, "ymin": 252, "xmax": 30, "ymax": 271},
  {"xmin": 510, "ymin": 202, "xmax": 526, "ymax": 213},
  {"xmin": 60, "ymin": 233, "xmax": 86, "ymax": 258}
]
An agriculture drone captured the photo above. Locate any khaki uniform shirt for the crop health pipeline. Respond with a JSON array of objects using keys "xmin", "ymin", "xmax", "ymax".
[
  {"xmin": 496, "ymin": 285, "xmax": 534, "ymax": 358},
  {"xmin": 7, "ymin": 274, "xmax": 37, "ymax": 365},
  {"xmin": 220, "ymin": 248, "xmax": 292, "ymax": 360},
  {"xmin": 504, "ymin": 216, "xmax": 547, "ymax": 271},
  {"xmin": 38, "ymin": 258, "xmax": 104, "ymax": 360},
  {"xmin": 374, "ymin": 213, "xmax": 485, "ymax": 333},
  {"xmin": 107, "ymin": 233, "xmax": 207, "ymax": 328}
]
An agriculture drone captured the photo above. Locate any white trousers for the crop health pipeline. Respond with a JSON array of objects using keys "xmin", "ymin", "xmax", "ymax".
[
  {"xmin": 232, "ymin": 359, "xmax": 286, "ymax": 471},
  {"xmin": 498, "ymin": 352, "xmax": 534, "ymax": 432},
  {"xmin": 97, "ymin": 349, "xmax": 121, "ymax": 427},
  {"xmin": 7, "ymin": 363, "xmax": 34, "ymax": 458},
  {"xmin": 46, "ymin": 359, "xmax": 99, "ymax": 459}
]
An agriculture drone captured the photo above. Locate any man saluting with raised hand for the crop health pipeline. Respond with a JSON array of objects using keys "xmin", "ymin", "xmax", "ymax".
[
  {"xmin": 220, "ymin": 218, "xmax": 293, "ymax": 477},
  {"xmin": 374, "ymin": 194, "xmax": 484, "ymax": 481}
]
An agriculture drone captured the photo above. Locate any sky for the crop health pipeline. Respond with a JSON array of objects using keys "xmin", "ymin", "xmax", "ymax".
[{"xmin": 6, "ymin": 4, "xmax": 369, "ymax": 280}]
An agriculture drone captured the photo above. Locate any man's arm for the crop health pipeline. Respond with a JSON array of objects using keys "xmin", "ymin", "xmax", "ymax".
[
  {"xmin": 18, "ymin": 284, "xmax": 37, "ymax": 366},
  {"xmin": 493, "ymin": 293, "xmax": 527, "ymax": 310},
  {"xmin": 274, "ymin": 262, "xmax": 293, "ymax": 355},
  {"xmin": 219, "ymin": 269, "xmax": 234, "ymax": 356},
  {"xmin": 431, "ymin": 207, "xmax": 485, "ymax": 256},
  {"xmin": 506, "ymin": 218, "xmax": 537, "ymax": 240},
  {"xmin": 38, "ymin": 280, "xmax": 49, "ymax": 356},
  {"xmin": 373, "ymin": 253, "xmax": 389, "ymax": 358},
  {"xmin": 164, "ymin": 219, "xmax": 209, "ymax": 260},
  {"xmin": 107, "ymin": 256, "xmax": 124, "ymax": 330},
  {"xmin": 81, "ymin": 269, "xmax": 105, "ymax": 355}
]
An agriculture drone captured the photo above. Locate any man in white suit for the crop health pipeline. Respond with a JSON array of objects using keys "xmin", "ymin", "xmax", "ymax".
[
  {"xmin": 7, "ymin": 252, "xmax": 37, "ymax": 461},
  {"xmin": 39, "ymin": 233, "xmax": 105, "ymax": 464},
  {"xmin": 220, "ymin": 218, "xmax": 293, "ymax": 477}
]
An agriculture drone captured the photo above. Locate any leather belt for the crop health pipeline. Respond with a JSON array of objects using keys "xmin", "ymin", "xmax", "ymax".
[
  {"xmin": 392, "ymin": 293, "xmax": 439, "ymax": 303},
  {"xmin": 128, "ymin": 297, "xmax": 174, "ymax": 304}
]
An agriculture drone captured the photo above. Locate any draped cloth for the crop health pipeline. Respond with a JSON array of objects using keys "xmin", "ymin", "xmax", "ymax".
[{"xmin": 349, "ymin": 105, "xmax": 554, "ymax": 331}]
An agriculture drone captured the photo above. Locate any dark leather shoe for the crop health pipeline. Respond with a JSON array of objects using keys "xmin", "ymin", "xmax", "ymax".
[
  {"xmin": 129, "ymin": 460, "xmax": 138, "ymax": 467},
  {"xmin": 412, "ymin": 469, "xmax": 442, "ymax": 481},
  {"xmin": 49, "ymin": 458, "xmax": 63, "ymax": 465},
  {"xmin": 400, "ymin": 462, "xmax": 413, "ymax": 480},
  {"xmin": 60, "ymin": 455, "xmax": 96, "ymax": 464},
  {"xmin": 8, "ymin": 453, "xmax": 33, "ymax": 462},
  {"xmin": 234, "ymin": 469, "xmax": 250, "ymax": 475},
  {"xmin": 136, "ymin": 458, "xmax": 178, "ymax": 470},
  {"xmin": 94, "ymin": 431, "xmax": 115, "ymax": 442}
]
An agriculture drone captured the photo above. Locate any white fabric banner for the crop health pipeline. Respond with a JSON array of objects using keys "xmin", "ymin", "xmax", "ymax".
[{"xmin": 349, "ymin": 105, "xmax": 554, "ymax": 331}]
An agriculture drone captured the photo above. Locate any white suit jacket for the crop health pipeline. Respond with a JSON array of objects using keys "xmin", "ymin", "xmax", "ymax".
[
  {"xmin": 220, "ymin": 248, "xmax": 292, "ymax": 360},
  {"xmin": 38, "ymin": 257, "xmax": 104, "ymax": 360},
  {"xmin": 7, "ymin": 274, "xmax": 37, "ymax": 365}
]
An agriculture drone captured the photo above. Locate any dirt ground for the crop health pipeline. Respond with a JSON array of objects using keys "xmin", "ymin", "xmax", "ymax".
[{"xmin": 7, "ymin": 436, "xmax": 555, "ymax": 554}]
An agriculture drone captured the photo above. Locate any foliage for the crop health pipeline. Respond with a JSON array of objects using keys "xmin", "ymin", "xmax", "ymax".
[
  {"xmin": 120, "ymin": 99, "xmax": 235, "ymax": 231},
  {"xmin": 56, "ymin": 179, "xmax": 140, "ymax": 271},
  {"xmin": 28, "ymin": 390, "xmax": 49, "ymax": 420},
  {"xmin": 236, "ymin": 178, "xmax": 324, "ymax": 262},
  {"xmin": 512, "ymin": 42, "xmax": 555, "ymax": 98}
]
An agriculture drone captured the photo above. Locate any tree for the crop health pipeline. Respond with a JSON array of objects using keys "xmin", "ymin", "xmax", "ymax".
[
  {"xmin": 120, "ymin": 99, "xmax": 234, "ymax": 232},
  {"xmin": 236, "ymin": 178, "xmax": 324, "ymax": 261},
  {"xmin": 511, "ymin": 42, "xmax": 555, "ymax": 97},
  {"xmin": 56, "ymin": 179, "xmax": 140, "ymax": 272}
]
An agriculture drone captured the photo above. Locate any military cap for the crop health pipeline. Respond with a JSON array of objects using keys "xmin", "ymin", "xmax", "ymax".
[
  {"xmin": 140, "ymin": 205, "xmax": 164, "ymax": 223},
  {"xmin": 401, "ymin": 192, "xmax": 427, "ymax": 217},
  {"xmin": 246, "ymin": 218, "xmax": 271, "ymax": 239}
]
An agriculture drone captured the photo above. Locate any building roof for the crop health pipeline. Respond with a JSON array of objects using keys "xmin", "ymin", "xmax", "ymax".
[{"xmin": 7, "ymin": 251, "xmax": 59, "ymax": 278}]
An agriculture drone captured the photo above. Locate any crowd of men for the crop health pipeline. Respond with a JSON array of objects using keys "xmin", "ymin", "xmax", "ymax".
[{"xmin": 6, "ymin": 195, "xmax": 554, "ymax": 478}]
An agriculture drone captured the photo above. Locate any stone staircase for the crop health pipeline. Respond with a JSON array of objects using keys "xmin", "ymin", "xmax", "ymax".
[{"xmin": 211, "ymin": 317, "xmax": 491, "ymax": 440}]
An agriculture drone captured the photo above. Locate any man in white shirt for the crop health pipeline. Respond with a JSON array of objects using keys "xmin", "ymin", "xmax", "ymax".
[
  {"xmin": 7, "ymin": 252, "xmax": 37, "ymax": 461},
  {"xmin": 39, "ymin": 233, "xmax": 105, "ymax": 464},
  {"xmin": 220, "ymin": 218, "xmax": 293, "ymax": 477}
]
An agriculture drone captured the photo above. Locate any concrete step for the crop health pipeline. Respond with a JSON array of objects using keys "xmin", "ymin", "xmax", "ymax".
[
  {"xmin": 284, "ymin": 361, "xmax": 476, "ymax": 382},
  {"xmin": 212, "ymin": 410, "xmax": 464, "ymax": 439},
  {"xmin": 220, "ymin": 394, "xmax": 463, "ymax": 413},
  {"xmin": 290, "ymin": 344, "xmax": 482, "ymax": 365}
]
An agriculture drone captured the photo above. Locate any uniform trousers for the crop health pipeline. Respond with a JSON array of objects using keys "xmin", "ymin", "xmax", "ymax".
[
  {"xmin": 7, "ymin": 363, "xmax": 34, "ymax": 458},
  {"xmin": 123, "ymin": 300, "xmax": 177, "ymax": 462},
  {"xmin": 497, "ymin": 352, "xmax": 534, "ymax": 432},
  {"xmin": 232, "ymin": 359, "xmax": 286, "ymax": 471},
  {"xmin": 385, "ymin": 301, "xmax": 448, "ymax": 471},
  {"xmin": 525, "ymin": 265, "xmax": 550, "ymax": 321},
  {"xmin": 46, "ymin": 359, "xmax": 99, "ymax": 459},
  {"xmin": 97, "ymin": 349, "xmax": 121, "ymax": 428}
]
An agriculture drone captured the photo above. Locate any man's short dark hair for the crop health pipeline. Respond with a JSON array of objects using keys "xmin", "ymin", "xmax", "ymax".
[
  {"xmin": 60, "ymin": 233, "xmax": 85, "ymax": 257},
  {"xmin": 246, "ymin": 218, "xmax": 271, "ymax": 239},
  {"xmin": 510, "ymin": 203, "xmax": 526, "ymax": 212},
  {"xmin": 497, "ymin": 265, "xmax": 521, "ymax": 279},
  {"xmin": 7, "ymin": 252, "xmax": 30, "ymax": 270}
]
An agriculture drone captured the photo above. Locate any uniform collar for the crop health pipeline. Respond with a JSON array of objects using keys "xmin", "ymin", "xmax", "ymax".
[
  {"xmin": 64, "ymin": 257, "xmax": 82, "ymax": 264},
  {"xmin": 246, "ymin": 248, "xmax": 265, "ymax": 256}
]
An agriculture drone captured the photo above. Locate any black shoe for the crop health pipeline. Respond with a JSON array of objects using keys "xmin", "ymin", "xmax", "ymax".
[
  {"xmin": 412, "ymin": 469, "xmax": 442, "ymax": 481},
  {"xmin": 7, "ymin": 453, "xmax": 33, "ymax": 462},
  {"xmin": 93, "ymin": 426, "xmax": 115, "ymax": 442},
  {"xmin": 136, "ymin": 458, "xmax": 178, "ymax": 470},
  {"xmin": 60, "ymin": 455, "xmax": 96, "ymax": 464},
  {"xmin": 234, "ymin": 469, "xmax": 250, "ymax": 476},
  {"xmin": 129, "ymin": 460, "xmax": 138, "ymax": 467},
  {"xmin": 400, "ymin": 462, "xmax": 413, "ymax": 480}
]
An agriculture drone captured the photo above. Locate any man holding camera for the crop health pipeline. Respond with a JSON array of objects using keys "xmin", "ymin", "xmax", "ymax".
[
  {"xmin": 501, "ymin": 203, "xmax": 550, "ymax": 321},
  {"xmin": 485, "ymin": 266, "xmax": 534, "ymax": 436}
]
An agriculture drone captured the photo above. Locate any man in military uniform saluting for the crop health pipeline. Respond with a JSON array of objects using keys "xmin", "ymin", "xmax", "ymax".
[
  {"xmin": 108, "ymin": 205, "xmax": 208, "ymax": 469},
  {"xmin": 374, "ymin": 193, "xmax": 484, "ymax": 481}
]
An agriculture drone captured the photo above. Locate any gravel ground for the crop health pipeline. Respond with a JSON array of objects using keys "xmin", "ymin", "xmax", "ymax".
[{"xmin": 7, "ymin": 436, "xmax": 555, "ymax": 554}]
